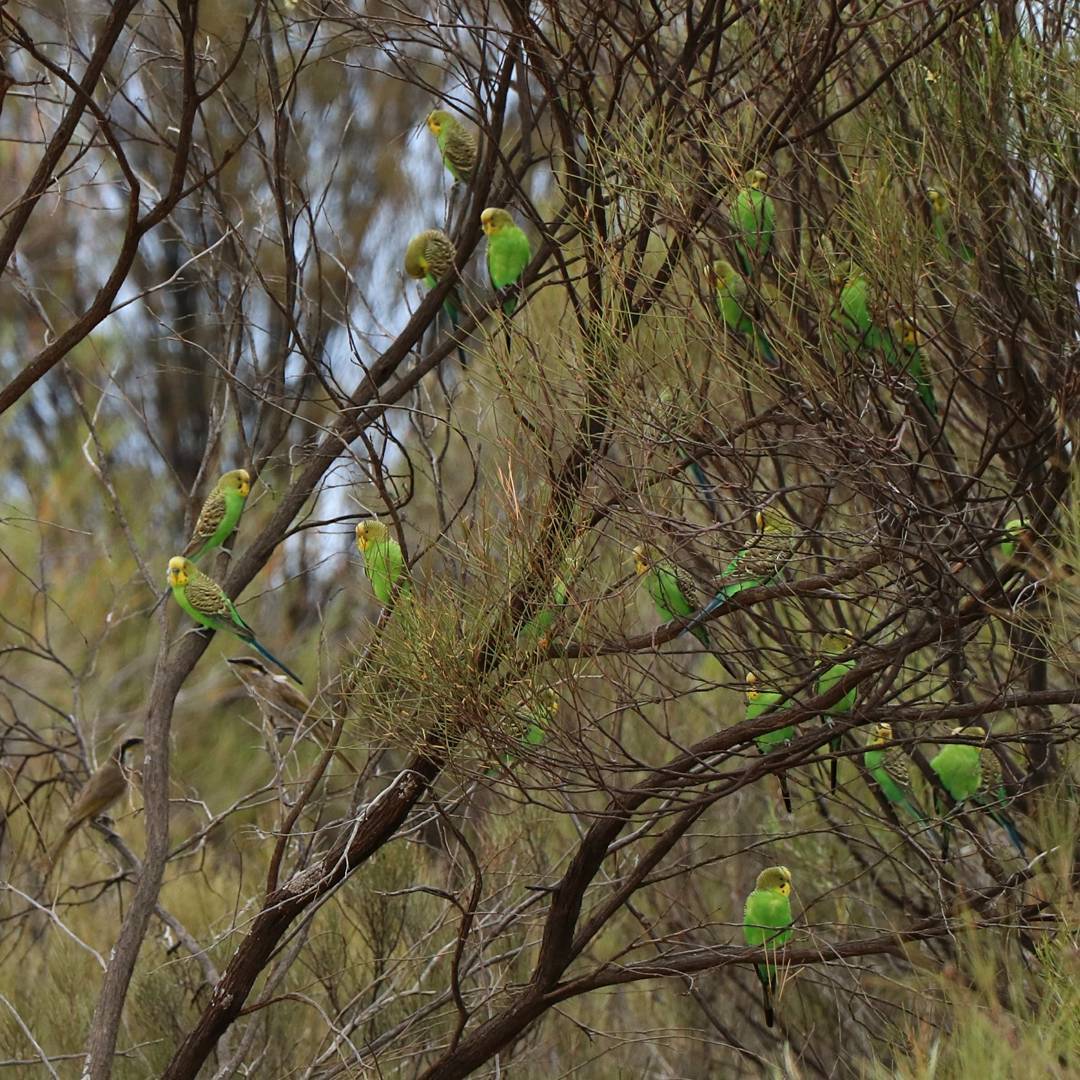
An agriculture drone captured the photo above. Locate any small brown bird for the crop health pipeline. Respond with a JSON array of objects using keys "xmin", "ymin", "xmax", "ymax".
[
  {"xmin": 44, "ymin": 737, "xmax": 143, "ymax": 877},
  {"xmin": 227, "ymin": 658, "xmax": 357, "ymax": 770}
]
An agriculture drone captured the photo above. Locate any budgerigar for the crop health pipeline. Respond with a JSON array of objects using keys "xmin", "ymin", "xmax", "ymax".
[
  {"xmin": 929, "ymin": 726, "xmax": 1024, "ymax": 856},
  {"xmin": 709, "ymin": 507, "xmax": 795, "ymax": 610},
  {"xmin": 184, "ymin": 469, "xmax": 251, "ymax": 563},
  {"xmin": 711, "ymin": 258, "xmax": 777, "ymax": 364},
  {"xmin": 633, "ymin": 545, "xmax": 710, "ymax": 647},
  {"xmin": 355, "ymin": 521, "xmax": 411, "ymax": 606},
  {"xmin": 890, "ymin": 321, "xmax": 938, "ymax": 415},
  {"xmin": 730, "ymin": 169, "xmax": 776, "ymax": 274},
  {"xmin": 833, "ymin": 268, "xmax": 897, "ymax": 366},
  {"xmin": 927, "ymin": 187, "xmax": 973, "ymax": 263},
  {"xmin": 746, "ymin": 672, "xmax": 795, "ymax": 813},
  {"xmin": 489, "ymin": 688, "xmax": 558, "ymax": 775},
  {"xmin": 743, "ymin": 865, "xmax": 794, "ymax": 1028},
  {"xmin": 481, "ymin": 207, "xmax": 531, "ymax": 315},
  {"xmin": 863, "ymin": 723, "xmax": 936, "ymax": 830},
  {"xmin": 426, "ymin": 109, "xmax": 477, "ymax": 183},
  {"xmin": 43, "ymin": 737, "xmax": 143, "ymax": 878},
  {"xmin": 1000, "ymin": 518, "xmax": 1029, "ymax": 559},
  {"xmin": 405, "ymin": 228, "xmax": 468, "ymax": 366},
  {"xmin": 816, "ymin": 631, "xmax": 857, "ymax": 791},
  {"xmin": 167, "ymin": 556, "xmax": 302, "ymax": 684}
]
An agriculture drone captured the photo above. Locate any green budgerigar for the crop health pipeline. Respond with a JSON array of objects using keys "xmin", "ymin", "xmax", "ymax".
[
  {"xmin": 929, "ymin": 726, "xmax": 1024, "ymax": 856},
  {"xmin": 891, "ymin": 321, "xmax": 938, "ymax": 415},
  {"xmin": 355, "ymin": 520, "xmax": 410, "ymax": 606},
  {"xmin": 927, "ymin": 187, "xmax": 973, "ymax": 263},
  {"xmin": 709, "ymin": 506, "xmax": 795, "ymax": 610},
  {"xmin": 184, "ymin": 469, "xmax": 251, "ymax": 563},
  {"xmin": 167, "ymin": 556, "xmax": 302, "ymax": 684},
  {"xmin": 730, "ymin": 169, "xmax": 776, "ymax": 274},
  {"xmin": 489, "ymin": 688, "xmax": 558, "ymax": 775},
  {"xmin": 1000, "ymin": 518, "xmax": 1029, "ymax": 559},
  {"xmin": 426, "ymin": 109, "xmax": 477, "ymax": 183},
  {"xmin": 864, "ymin": 723, "xmax": 929, "ymax": 825},
  {"xmin": 816, "ymin": 631, "xmax": 857, "ymax": 791},
  {"xmin": 746, "ymin": 672, "xmax": 794, "ymax": 813},
  {"xmin": 743, "ymin": 865, "xmax": 794, "ymax": 1028},
  {"xmin": 633, "ymin": 545, "xmax": 709, "ymax": 647},
  {"xmin": 711, "ymin": 258, "xmax": 777, "ymax": 364},
  {"xmin": 405, "ymin": 228, "xmax": 468, "ymax": 366},
  {"xmin": 833, "ymin": 268, "xmax": 897, "ymax": 365},
  {"xmin": 481, "ymin": 207, "xmax": 531, "ymax": 315}
]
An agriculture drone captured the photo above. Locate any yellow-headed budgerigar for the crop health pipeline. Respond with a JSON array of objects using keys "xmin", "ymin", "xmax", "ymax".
[
  {"xmin": 708, "ymin": 507, "xmax": 795, "ymax": 612},
  {"xmin": 426, "ymin": 109, "xmax": 477, "ymax": 183},
  {"xmin": 745, "ymin": 672, "xmax": 795, "ymax": 813},
  {"xmin": 405, "ymin": 228, "xmax": 468, "ymax": 366},
  {"xmin": 355, "ymin": 520, "xmax": 411, "ymax": 606},
  {"xmin": 481, "ymin": 207, "xmax": 532, "ymax": 316},
  {"xmin": 711, "ymin": 258, "xmax": 777, "ymax": 364},
  {"xmin": 890, "ymin": 321, "xmax": 938, "ymax": 415},
  {"xmin": 730, "ymin": 169, "xmax": 776, "ymax": 274},
  {"xmin": 743, "ymin": 865, "xmax": 794, "ymax": 1027},
  {"xmin": 167, "ymin": 557, "xmax": 302, "ymax": 684},
  {"xmin": 833, "ymin": 267, "xmax": 897, "ymax": 366},
  {"xmin": 633, "ymin": 544, "xmax": 710, "ymax": 647},
  {"xmin": 184, "ymin": 468, "xmax": 251, "ymax": 563},
  {"xmin": 816, "ymin": 630, "xmax": 857, "ymax": 791}
]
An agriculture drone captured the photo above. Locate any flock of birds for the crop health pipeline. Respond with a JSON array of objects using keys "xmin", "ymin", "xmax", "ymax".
[{"xmin": 39, "ymin": 108, "xmax": 1035, "ymax": 1029}]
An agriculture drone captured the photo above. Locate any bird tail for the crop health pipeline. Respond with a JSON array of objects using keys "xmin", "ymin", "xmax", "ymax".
[
  {"xmin": 249, "ymin": 640, "xmax": 303, "ymax": 686},
  {"xmin": 686, "ymin": 461, "xmax": 718, "ymax": 517},
  {"xmin": 445, "ymin": 294, "xmax": 470, "ymax": 369},
  {"xmin": 735, "ymin": 242, "xmax": 752, "ymax": 277},
  {"xmin": 990, "ymin": 809, "xmax": 1026, "ymax": 857},
  {"xmin": 778, "ymin": 772, "xmax": 792, "ymax": 814},
  {"xmin": 757, "ymin": 964, "xmax": 776, "ymax": 1027},
  {"xmin": 690, "ymin": 622, "xmax": 711, "ymax": 648},
  {"xmin": 755, "ymin": 331, "xmax": 778, "ymax": 366},
  {"xmin": 828, "ymin": 732, "xmax": 841, "ymax": 792},
  {"xmin": 917, "ymin": 378, "xmax": 938, "ymax": 415}
]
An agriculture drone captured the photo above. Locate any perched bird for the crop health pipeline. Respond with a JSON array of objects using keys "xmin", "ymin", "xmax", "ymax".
[
  {"xmin": 711, "ymin": 258, "xmax": 777, "ymax": 364},
  {"xmin": 863, "ymin": 723, "xmax": 933, "ymax": 828},
  {"xmin": 730, "ymin": 169, "xmax": 776, "ymax": 274},
  {"xmin": 426, "ymin": 109, "xmax": 477, "ymax": 183},
  {"xmin": 43, "ymin": 737, "xmax": 143, "ymax": 878},
  {"xmin": 489, "ymin": 688, "xmax": 558, "ymax": 775},
  {"xmin": 184, "ymin": 469, "xmax": 251, "ymax": 564},
  {"xmin": 927, "ymin": 187, "xmax": 972, "ymax": 262},
  {"xmin": 745, "ymin": 672, "xmax": 794, "ymax": 813},
  {"xmin": 710, "ymin": 507, "xmax": 795, "ymax": 607},
  {"xmin": 405, "ymin": 228, "xmax": 468, "ymax": 366},
  {"xmin": 929, "ymin": 726, "xmax": 1024, "ymax": 856},
  {"xmin": 167, "ymin": 556, "xmax": 302, "ymax": 684},
  {"xmin": 816, "ymin": 631, "xmax": 857, "ymax": 791},
  {"xmin": 891, "ymin": 322, "xmax": 938, "ymax": 415},
  {"xmin": 1000, "ymin": 518, "xmax": 1029, "ymax": 559},
  {"xmin": 227, "ymin": 656, "xmax": 313, "ymax": 734},
  {"xmin": 833, "ymin": 268, "xmax": 897, "ymax": 365},
  {"xmin": 481, "ymin": 207, "xmax": 531, "ymax": 315},
  {"xmin": 743, "ymin": 865, "xmax": 794, "ymax": 1028},
  {"xmin": 633, "ymin": 544, "xmax": 710, "ymax": 647},
  {"xmin": 355, "ymin": 520, "xmax": 410, "ymax": 606}
]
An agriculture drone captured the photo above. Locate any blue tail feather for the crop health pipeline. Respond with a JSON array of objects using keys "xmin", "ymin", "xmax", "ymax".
[{"xmin": 250, "ymin": 639, "xmax": 303, "ymax": 685}]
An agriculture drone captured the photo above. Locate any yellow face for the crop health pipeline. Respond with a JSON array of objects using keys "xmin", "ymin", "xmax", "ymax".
[
  {"xmin": 745, "ymin": 671, "xmax": 759, "ymax": 700},
  {"xmin": 355, "ymin": 522, "xmax": 370, "ymax": 552},
  {"xmin": 167, "ymin": 556, "xmax": 190, "ymax": 588},
  {"xmin": 481, "ymin": 208, "xmax": 499, "ymax": 236},
  {"xmin": 222, "ymin": 468, "xmax": 251, "ymax": 497},
  {"xmin": 355, "ymin": 521, "xmax": 388, "ymax": 552},
  {"xmin": 426, "ymin": 110, "xmax": 446, "ymax": 135},
  {"xmin": 754, "ymin": 510, "xmax": 765, "ymax": 533},
  {"xmin": 757, "ymin": 865, "xmax": 793, "ymax": 894},
  {"xmin": 632, "ymin": 544, "xmax": 648, "ymax": 575},
  {"xmin": 873, "ymin": 722, "xmax": 893, "ymax": 744},
  {"xmin": 952, "ymin": 725, "xmax": 985, "ymax": 740},
  {"xmin": 711, "ymin": 259, "xmax": 734, "ymax": 286},
  {"xmin": 927, "ymin": 188, "xmax": 946, "ymax": 213},
  {"xmin": 746, "ymin": 168, "xmax": 769, "ymax": 189}
]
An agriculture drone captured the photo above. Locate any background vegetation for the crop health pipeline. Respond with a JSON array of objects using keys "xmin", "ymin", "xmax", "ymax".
[{"xmin": 0, "ymin": 0, "xmax": 1077, "ymax": 1076}]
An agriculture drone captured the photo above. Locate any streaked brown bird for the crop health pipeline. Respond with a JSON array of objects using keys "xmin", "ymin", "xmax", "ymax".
[
  {"xmin": 227, "ymin": 658, "xmax": 357, "ymax": 770},
  {"xmin": 44, "ymin": 737, "xmax": 142, "ymax": 877}
]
